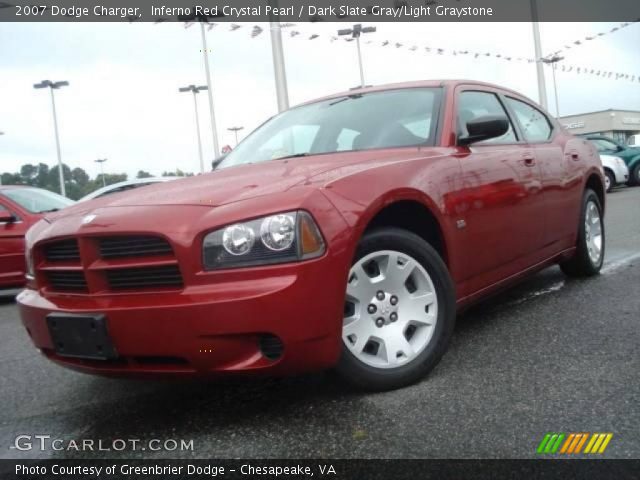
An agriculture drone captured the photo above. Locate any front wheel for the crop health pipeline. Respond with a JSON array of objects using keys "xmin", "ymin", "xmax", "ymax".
[
  {"xmin": 336, "ymin": 227, "xmax": 456, "ymax": 391},
  {"xmin": 560, "ymin": 189, "xmax": 605, "ymax": 277}
]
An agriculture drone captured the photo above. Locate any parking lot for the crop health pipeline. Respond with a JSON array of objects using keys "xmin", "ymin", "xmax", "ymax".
[{"xmin": 1, "ymin": 186, "xmax": 638, "ymax": 460}]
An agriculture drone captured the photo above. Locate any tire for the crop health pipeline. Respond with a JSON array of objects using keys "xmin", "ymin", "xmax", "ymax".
[
  {"xmin": 604, "ymin": 169, "xmax": 614, "ymax": 193},
  {"xmin": 628, "ymin": 163, "xmax": 640, "ymax": 186},
  {"xmin": 336, "ymin": 227, "xmax": 456, "ymax": 391},
  {"xmin": 560, "ymin": 189, "xmax": 605, "ymax": 277}
]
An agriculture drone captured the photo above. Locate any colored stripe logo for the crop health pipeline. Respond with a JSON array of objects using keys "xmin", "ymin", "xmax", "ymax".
[{"xmin": 537, "ymin": 433, "xmax": 613, "ymax": 454}]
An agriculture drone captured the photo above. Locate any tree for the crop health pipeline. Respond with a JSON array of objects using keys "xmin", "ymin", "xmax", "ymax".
[
  {"xmin": 47, "ymin": 164, "xmax": 72, "ymax": 196},
  {"xmin": 0, "ymin": 162, "xmax": 128, "ymax": 199},
  {"xmin": 20, "ymin": 164, "xmax": 39, "ymax": 185},
  {"xmin": 162, "ymin": 169, "xmax": 194, "ymax": 177},
  {"xmin": 136, "ymin": 170, "xmax": 153, "ymax": 178},
  {"xmin": 1, "ymin": 172, "xmax": 21, "ymax": 185},
  {"xmin": 35, "ymin": 163, "xmax": 49, "ymax": 188}
]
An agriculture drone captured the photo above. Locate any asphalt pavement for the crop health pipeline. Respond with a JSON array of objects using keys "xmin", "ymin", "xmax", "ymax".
[{"xmin": 1, "ymin": 186, "xmax": 638, "ymax": 460}]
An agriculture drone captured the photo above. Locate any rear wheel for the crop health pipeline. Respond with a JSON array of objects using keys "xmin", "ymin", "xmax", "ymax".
[
  {"xmin": 336, "ymin": 227, "xmax": 455, "ymax": 391},
  {"xmin": 604, "ymin": 169, "xmax": 614, "ymax": 193},
  {"xmin": 560, "ymin": 189, "xmax": 605, "ymax": 277}
]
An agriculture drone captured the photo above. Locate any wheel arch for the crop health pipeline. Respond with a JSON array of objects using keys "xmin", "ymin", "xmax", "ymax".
[
  {"xmin": 357, "ymin": 194, "xmax": 450, "ymax": 268},
  {"xmin": 585, "ymin": 171, "xmax": 605, "ymax": 211}
]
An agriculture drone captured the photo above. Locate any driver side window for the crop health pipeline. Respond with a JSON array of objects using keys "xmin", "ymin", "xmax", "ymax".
[{"xmin": 457, "ymin": 91, "xmax": 517, "ymax": 144}]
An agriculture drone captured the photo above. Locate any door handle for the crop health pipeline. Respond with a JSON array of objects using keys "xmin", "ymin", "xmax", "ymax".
[
  {"xmin": 523, "ymin": 155, "xmax": 535, "ymax": 166},
  {"xmin": 569, "ymin": 150, "xmax": 580, "ymax": 160}
]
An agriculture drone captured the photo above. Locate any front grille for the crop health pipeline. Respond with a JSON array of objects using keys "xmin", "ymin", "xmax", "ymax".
[
  {"xmin": 44, "ymin": 239, "xmax": 80, "ymax": 261},
  {"xmin": 105, "ymin": 265, "xmax": 182, "ymax": 290},
  {"xmin": 99, "ymin": 236, "xmax": 173, "ymax": 259},
  {"xmin": 46, "ymin": 271, "xmax": 87, "ymax": 292}
]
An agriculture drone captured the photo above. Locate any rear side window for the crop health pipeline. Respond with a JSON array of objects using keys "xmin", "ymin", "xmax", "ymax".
[
  {"xmin": 457, "ymin": 91, "xmax": 517, "ymax": 144},
  {"xmin": 506, "ymin": 97, "xmax": 552, "ymax": 142}
]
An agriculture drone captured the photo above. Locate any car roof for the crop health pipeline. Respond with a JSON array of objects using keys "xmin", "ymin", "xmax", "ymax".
[
  {"xmin": 297, "ymin": 79, "xmax": 533, "ymax": 107},
  {"xmin": 0, "ymin": 185, "xmax": 35, "ymax": 191}
]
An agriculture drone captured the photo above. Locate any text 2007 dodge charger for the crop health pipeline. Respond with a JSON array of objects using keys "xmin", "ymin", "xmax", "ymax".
[{"xmin": 18, "ymin": 80, "xmax": 605, "ymax": 390}]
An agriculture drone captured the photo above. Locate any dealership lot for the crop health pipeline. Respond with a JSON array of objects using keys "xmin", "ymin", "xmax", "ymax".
[{"xmin": 1, "ymin": 187, "xmax": 638, "ymax": 460}]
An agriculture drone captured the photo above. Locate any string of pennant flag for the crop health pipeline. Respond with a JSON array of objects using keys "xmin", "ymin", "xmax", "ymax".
[{"xmin": 189, "ymin": 20, "xmax": 639, "ymax": 83}]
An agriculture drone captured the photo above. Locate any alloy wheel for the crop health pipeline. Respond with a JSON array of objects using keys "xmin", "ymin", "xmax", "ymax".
[{"xmin": 343, "ymin": 250, "xmax": 438, "ymax": 369}]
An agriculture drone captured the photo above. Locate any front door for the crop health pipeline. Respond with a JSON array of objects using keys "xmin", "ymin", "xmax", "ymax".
[{"xmin": 452, "ymin": 88, "xmax": 545, "ymax": 295}]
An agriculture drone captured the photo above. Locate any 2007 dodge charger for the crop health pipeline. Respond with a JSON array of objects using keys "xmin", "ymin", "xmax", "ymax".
[{"xmin": 18, "ymin": 80, "xmax": 605, "ymax": 390}]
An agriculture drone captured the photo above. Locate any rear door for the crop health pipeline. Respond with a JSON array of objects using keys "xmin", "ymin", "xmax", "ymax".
[
  {"xmin": 452, "ymin": 88, "xmax": 546, "ymax": 293},
  {"xmin": 503, "ymin": 96, "xmax": 573, "ymax": 252},
  {"xmin": 0, "ymin": 197, "xmax": 30, "ymax": 288}
]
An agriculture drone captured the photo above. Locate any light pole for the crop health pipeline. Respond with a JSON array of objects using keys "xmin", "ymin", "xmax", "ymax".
[
  {"xmin": 33, "ymin": 80, "xmax": 69, "ymax": 197},
  {"xmin": 95, "ymin": 158, "xmax": 107, "ymax": 187},
  {"xmin": 542, "ymin": 55, "xmax": 564, "ymax": 117},
  {"xmin": 227, "ymin": 126, "xmax": 244, "ymax": 146},
  {"xmin": 179, "ymin": 84, "xmax": 207, "ymax": 174},
  {"xmin": 338, "ymin": 24, "xmax": 376, "ymax": 87},
  {"xmin": 269, "ymin": 19, "xmax": 290, "ymax": 112},
  {"xmin": 198, "ymin": 21, "xmax": 221, "ymax": 158},
  {"xmin": 529, "ymin": 0, "xmax": 548, "ymax": 110},
  {"xmin": 158, "ymin": 14, "xmax": 222, "ymax": 158}
]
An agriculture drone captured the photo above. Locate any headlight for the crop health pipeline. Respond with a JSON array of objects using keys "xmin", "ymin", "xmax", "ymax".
[{"xmin": 203, "ymin": 211, "xmax": 325, "ymax": 270}]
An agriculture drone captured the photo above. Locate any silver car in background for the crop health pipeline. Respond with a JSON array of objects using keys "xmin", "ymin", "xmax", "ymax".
[{"xmin": 600, "ymin": 154, "xmax": 629, "ymax": 193}]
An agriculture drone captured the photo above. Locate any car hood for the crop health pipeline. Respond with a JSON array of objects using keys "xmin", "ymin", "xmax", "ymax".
[{"xmin": 45, "ymin": 149, "xmax": 441, "ymax": 221}]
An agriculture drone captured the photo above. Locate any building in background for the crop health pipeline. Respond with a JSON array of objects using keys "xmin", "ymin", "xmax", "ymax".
[{"xmin": 559, "ymin": 109, "xmax": 640, "ymax": 145}]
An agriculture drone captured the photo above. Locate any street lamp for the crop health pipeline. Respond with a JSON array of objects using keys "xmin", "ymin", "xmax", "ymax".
[
  {"xmin": 95, "ymin": 158, "xmax": 107, "ymax": 187},
  {"xmin": 173, "ymin": 11, "xmax": 222, "ymax": 158},
  {"xmin": 227, "ymin": 126, "xmax": 244, "ymax": 146},
  {"xmin": 337, "ymin": 24, "xmax": 376, "ymax": 88},
  {"xmin": 33, "ymin": 79, "xmax": 69, "ymax": 197},
  {"xmin": 179, "ymin": 84, "xmax": 208, "ymax": 174},
  {"xmin": 530, "ymin": 0, "xmax": 548, "ymax": 110},
  {"xmin": 542, "ymin": 55, "xmax": 564, "ymax": 117}
]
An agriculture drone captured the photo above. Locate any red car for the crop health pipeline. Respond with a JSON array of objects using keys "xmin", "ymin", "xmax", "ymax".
[
  {"xmin": 18, "ymin": 81, "xmax": 605, "ymax": 390},
  {"xmin": 0, "ymin": 186, "xmax": 73, "ymax": 293}
]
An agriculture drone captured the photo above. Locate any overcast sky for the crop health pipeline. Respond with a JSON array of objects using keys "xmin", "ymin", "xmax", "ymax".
[{"xmin": 1, "ymin": 21, "xmax": 639, "ymax": 179}]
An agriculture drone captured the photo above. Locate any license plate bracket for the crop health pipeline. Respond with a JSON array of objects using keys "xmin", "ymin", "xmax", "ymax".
[{"xmin": 47, "ymin": 313, "xmax": 117, "ymax": 360}]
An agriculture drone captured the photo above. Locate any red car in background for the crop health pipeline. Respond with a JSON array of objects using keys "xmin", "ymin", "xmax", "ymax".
[
  {"xmin": 18, "ymin": 81, "xmax": 605, "ymax": 390},
  {"xmin": 0, "ymin": 186, "xmax": 73, "ymax": 293}
]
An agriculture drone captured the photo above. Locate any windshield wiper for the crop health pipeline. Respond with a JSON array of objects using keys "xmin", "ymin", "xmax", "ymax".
[
  {"xmin": 275, "ymin": 153, "xmax": 311, "ymax": 161},
  {"xmin": 39, "ymin": 208, "xmax": 60, "ymax": 213}
]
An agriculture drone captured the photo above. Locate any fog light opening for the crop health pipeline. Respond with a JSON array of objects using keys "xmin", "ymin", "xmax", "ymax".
[{"xmin": 259, "ymin": 334, "xmax": 284, "ymax": 361}]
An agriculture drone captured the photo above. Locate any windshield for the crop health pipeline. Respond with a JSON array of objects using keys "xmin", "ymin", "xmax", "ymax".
[
  {"xmin": 3, "ymin": 188, "xmax": 74, "ymax": 213},
  {"xmin": 592, "ymin": 138, "xmax": 620, "ymax": 151},
  {"xmin": 218, "ymin": 88, "xmax": 441, "ymax": 170}
]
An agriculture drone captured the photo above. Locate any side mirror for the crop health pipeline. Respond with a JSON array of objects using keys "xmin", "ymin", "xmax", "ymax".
[
  {"xmin": 617, "ymin": 145, "xmax": 625, "ymax": 152},
  {"xmin": 0, "ymin": 211, "xmax": 16, "ymax": 223},
  {"xmin": 458, "ymin": 115, "xmax": 509, "ymax": 146}
]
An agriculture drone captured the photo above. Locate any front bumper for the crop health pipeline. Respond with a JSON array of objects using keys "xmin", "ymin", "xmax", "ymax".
[
  {"xmin": 613, "ymin": 162, "xmax": 630, "ymax": 184},
  {"xmin": 18, "ymin": 255, "xmax": 347, "ymax": 377}
]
